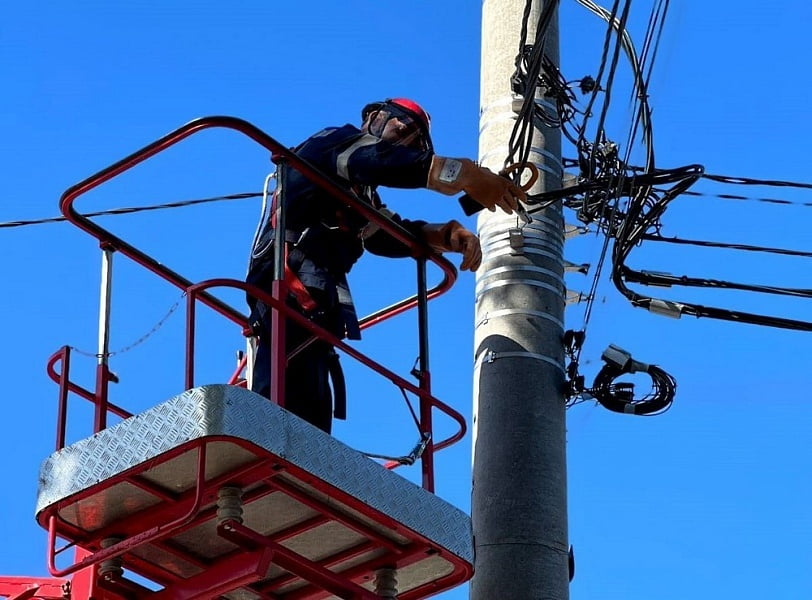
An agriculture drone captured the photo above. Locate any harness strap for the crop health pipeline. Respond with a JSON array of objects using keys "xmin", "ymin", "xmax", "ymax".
[
  {"xmin": 285, "ymin": 263, "xmax": 318, "ymax": 313},
  {"xmin": 257, "ymin": 227, "xmax": 319, "ymax": 314},
  {"xmin": 328, "ymin": 349, "xmax": 347, "ymax": 420},
  {"xmin": 335, "ymin": 276, "xmax": 361, "ymax": 340}
]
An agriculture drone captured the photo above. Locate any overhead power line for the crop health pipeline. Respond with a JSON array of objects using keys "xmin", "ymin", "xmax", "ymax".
[
  {"xmin": 681, "ymin": 190, "xmax": 812, "ymax": 207},
  {"xmin": 0, "ymin": 192, "xmax": 261, "ymax": 230},
  {"xmin": 554, "ymin": 0, "xmax": 812, "ymax": 410}
]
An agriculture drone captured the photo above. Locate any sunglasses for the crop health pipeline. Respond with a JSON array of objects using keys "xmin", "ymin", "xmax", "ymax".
[{"xmin": 370, "ymin": 107, "xmax": 431, "ymax": 151}]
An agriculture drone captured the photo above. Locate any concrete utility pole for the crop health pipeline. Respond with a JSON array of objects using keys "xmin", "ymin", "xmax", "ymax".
[{"xmin": 471, "ymin": 1, "xmax": 569, "ymax": 599}]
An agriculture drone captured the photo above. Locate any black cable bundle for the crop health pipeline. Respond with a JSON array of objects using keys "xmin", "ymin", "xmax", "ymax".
[{"xmin": 589, "ymin": 347, "xmax": 676, "ymax": 415}]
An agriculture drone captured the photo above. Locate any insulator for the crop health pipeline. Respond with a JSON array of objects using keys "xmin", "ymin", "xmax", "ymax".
[
  {"xmin": 98, "ymin": 537, "xmax": 124, "ymax": 580},
  {"xmin": 374, "ymin": 568, "xmax": 398, "ymax": 599},
  {"xmin": 217, "ymin": 487, "xmax": 244, "ymax": 524}
]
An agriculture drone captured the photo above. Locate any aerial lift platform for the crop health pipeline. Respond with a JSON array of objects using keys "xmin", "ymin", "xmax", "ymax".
[
  {"xmin": 2, "ymin": 117, "xmax": 473, "ymax": 600},
  {"xmin": 35, "ymin": 385, "xmax": 472, "ymax": 599}
]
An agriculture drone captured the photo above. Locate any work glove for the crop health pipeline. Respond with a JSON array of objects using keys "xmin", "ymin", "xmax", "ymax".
[
  {"xmin": 422, "ymin": 220, "xmax": 482, "ymax": 272},
  {"xmin": 427, "ymin": 156, "xmax": 525, "ymax": 215}
]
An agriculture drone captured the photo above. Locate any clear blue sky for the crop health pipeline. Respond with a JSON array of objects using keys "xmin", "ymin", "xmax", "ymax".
[{"xmin": 2, "ymin": 2, "xmax": 810, "ymax": 599}]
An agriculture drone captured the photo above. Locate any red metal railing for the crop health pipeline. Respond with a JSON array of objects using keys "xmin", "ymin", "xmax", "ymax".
[
  {"xmin": 185, "ymin": 278, "xmax": 467, "ymax": 456},
  {"xmin": 59, "ymin": 116, "xmax": 457, "ymax": 327},
  {"xmin": 47, "ymin": 346, "xmax": 132, "ymax": 451},
  {"xmin": 51, "ymin": 116, "xmax": 466, "ymax": 493},
  {"xmin": 0, "ymin": 576, "xmax": 71, "ymax": 600},
  {"xmin": 46, "ymin": 445, "xmax": 209, "ymax": 579}
]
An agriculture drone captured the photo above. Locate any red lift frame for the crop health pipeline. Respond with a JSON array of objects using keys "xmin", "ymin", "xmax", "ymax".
[
  {"xmin": 52, "ymin": 115, "xmax": 465, "ymax": 491},
  {"xmin": 15, "ymin": 117, "xmax": 473, "ymax": 599}
]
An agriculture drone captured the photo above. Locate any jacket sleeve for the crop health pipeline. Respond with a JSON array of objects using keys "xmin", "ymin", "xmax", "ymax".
[
  {"xmin": 362, "ymin": 207, "xmax": 427, "ymax": 258},
  {"xmin": 296, "ymin": 125, "xmax": 433, "ymax": 189},
  {"xmin": 292, "ymin": 126, "xmax": 431, "ymax": 257},
  {"xmin": 331, "ymin": 131, "xmax": 434, "ymax": 189}
]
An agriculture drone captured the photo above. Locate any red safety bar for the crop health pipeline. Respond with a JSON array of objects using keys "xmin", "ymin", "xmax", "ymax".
[
  {"xmin": 46, "ymin": 445, "xmax": 209, "ymax": 579},
  {"xmin": 58, "ymin": 116, "xmax": 457, "ymax": 328},
  {"xmin": 0, "ymin": 576, "xmax": 69, "ymax": 600},
  {"xmin": 51, "ymin": 116, "xmax": 465, "ymax": 491},
  {"xmin": 47, "ymin": 346, "xmax": 133, "ymax": 451},
  {"xmin": 185, "ymin": 278, "xmax": 467, "ymax": 459}
]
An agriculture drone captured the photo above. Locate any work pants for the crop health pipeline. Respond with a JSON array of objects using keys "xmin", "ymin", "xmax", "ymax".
[{"xmin": 251, "ymin": 303, "xmax": 335, "ymax": 434}]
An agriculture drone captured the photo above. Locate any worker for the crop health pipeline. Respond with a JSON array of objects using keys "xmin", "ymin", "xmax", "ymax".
[{"xmin": 247, "ymin": 98, "xmax": 525, "ymax": 433}]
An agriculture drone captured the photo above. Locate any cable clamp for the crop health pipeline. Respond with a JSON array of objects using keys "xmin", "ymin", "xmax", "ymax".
[
  {"xmin": 601, "ymin": 344, "xmax": 650, "ymax": 373},
  {"xmin": 511, "ymin": 95, "xmax": 524, "ymax": 114},
  {"xmin": 508, "ymin": 227, "xmax": 524, "ymax": 255},
  {"xmin": 647, "ymin": 299, "xmax": 684, "ymax": 319}
]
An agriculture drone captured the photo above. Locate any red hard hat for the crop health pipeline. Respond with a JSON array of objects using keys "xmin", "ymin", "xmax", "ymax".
[{"xmin": 362, "ymin": 98, "xmax": 431, "ymax": 132}]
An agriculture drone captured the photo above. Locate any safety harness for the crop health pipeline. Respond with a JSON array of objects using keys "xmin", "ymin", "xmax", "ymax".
[{"xmin": 249, "ymin": 183, "xmax": 372, "ymax": 421}]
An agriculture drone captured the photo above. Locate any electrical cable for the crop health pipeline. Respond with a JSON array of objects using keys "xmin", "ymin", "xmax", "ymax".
[
  {"xmin": 249, "ymin": 173, "xmax": 276, "ymax": 264},
  {"xmin": 623, "ymin": 268, "xmax": 812, "ymax": 299},
  {"xmin": 589, "ymin": 361, "xmax": 675, "ymax": 415},
  {"xmin": 596, "ymin": 0, "xmax": 675, "ymax": 344},
  {"xmin": 590, "ymin": 0, "xmax": 634, "ymax": 175},
  {"xmin": 681, "ymin": 189, "xmax": 812, "ymax": 207},
  {"xmin": 506, "ymin": 0, "xmax": 560, "ymax": 174},
  {"xmin": 702, "ymin": 172, "xmax": 812, "ymax": 189},
  {"xmin": 569, "ymin": 0, "xmax": 654, "ymax": 355},
  {"xmin": 0, "ymin": 192, "xmax": 262, "ymax": 230},
  {"xmin": 640, "ymin": 234, "xmax": 812, "ymax": 258},
  {"xmin": 607, "ymin": 162, "xmax": 812, "ymax": 331},
  {"xmin": 558, "ymin": 0, "xmax": 811, "ymax": 408},
  {"xmin": 628, "ymin": 0, "xmax": 667, "ymax": 168},
  {"xmin": 575, "ymin": 0, "xmax": 623, "ymax": 161}
]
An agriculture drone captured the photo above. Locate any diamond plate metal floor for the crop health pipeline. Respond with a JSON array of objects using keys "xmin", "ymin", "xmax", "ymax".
[{"xmin": 36, "ymin": 385, "xmax": 473, "ymax": 599}]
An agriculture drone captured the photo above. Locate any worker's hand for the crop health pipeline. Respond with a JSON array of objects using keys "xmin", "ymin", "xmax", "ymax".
[
  {"xmin": 428, "ymin": 157, "xmax": 525, "ymax": 215},
  {"xmin": 448, "ymin": 224, "xmax": 482, "ymax": 271},
  {"xmin": 461, "ymin": 164, "xmax": 525, "ymax": 215},
  {"xmin": 421, "ymin": 220, "xmax": 482, "ymax": 272}
]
